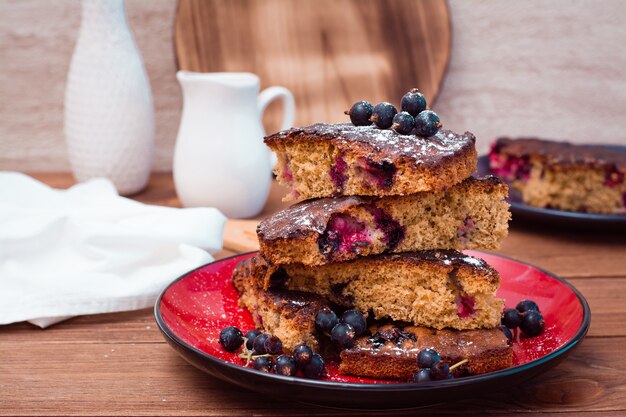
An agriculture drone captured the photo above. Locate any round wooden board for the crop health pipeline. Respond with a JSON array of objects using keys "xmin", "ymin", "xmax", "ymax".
[{"xmin": 174, "ymin": 0, "xmax": 451, "ymax": 134}]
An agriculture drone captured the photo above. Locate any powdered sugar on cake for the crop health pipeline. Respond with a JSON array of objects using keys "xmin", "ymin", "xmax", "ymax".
[{"xmin": 267, "ymin": 123, "xmax": 475, "ymax": 167}]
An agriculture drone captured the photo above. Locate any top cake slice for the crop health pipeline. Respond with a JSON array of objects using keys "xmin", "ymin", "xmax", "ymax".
[{"xmin": 265, "ymin": 123, "xmax": 478, "ymax": 200}]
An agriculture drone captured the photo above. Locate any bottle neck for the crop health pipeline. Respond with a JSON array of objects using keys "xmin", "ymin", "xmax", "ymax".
[{"xmin": 79, "ymin": 0, "xmax": 129, "ymax": 38}]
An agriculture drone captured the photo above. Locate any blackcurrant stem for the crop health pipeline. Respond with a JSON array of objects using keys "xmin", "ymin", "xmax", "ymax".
[
  {"xmin": 238, "ymin": 350, "xmax": 253, "ymax": 366},
  {"xmin": 449, "ymin": 359, "xmax": 469, "ymax": 371}
]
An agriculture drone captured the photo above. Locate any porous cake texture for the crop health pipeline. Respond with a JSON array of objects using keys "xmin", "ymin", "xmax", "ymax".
[
  {"xmin": 265, "ymin": 123, "xmax": 478, "ymax": 201},
  {"xmin": 232, "ymin": 256, "xmax": 328, "ymax": 352},
  {"xmin": 265, "ymin": 251, "xmax": 504, "ymax": 331},
  {"xmin": 258, "ymin": 176, "xmax": 510, "ymax": 266},
  {"xmin": 339, "ymin": 323, "xmax": 512, "ymax": 380},
  {"xmin": 490, "ymin": 138, "xmax": 626, "ymax": 214}
]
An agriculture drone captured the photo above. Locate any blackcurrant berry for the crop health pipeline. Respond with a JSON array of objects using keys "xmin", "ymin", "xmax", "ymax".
[
  {"xmin": 263, "ymin": 335, "xmax": 283, "ymax": 355},
  {"xmin": 218, "ymin": 326, "xmax": 243, "ymax": 352},
  {"xmin": 516, "ymin": 299, "xmax": 540, "ymax": 314},
  {"xmin": 301, "ymin": 353, "xmax": 326, "ymax": 379},
  {"xmin": 345, "ymin": 101, "xmax": 374, "ymax": 126},
  {"xmin": 391, "ymin": 111, "xmax": 415, "ymax": 135},
  {"xmin": 417, "ymin": 348, "xmax": 441, "ymax": 369},
  {"xmin": 499, "ymin": 325, "xmax": 513, "ymax": 343},
  {"xmin": 244, "ymin": 329, "xmax": 261, "ymax": 350},
  {"xmin": 274, "ymin": 355, "xmax": 297, "ymax": 376},
  {"xmin": 502, "ymin": 308, "xmax": 522, "ymax": 329},
  {"xmin": 339, "ymin": 310, "xmax": 367, "ymax": 337},
  {"xmin": 252, "ymin": 333, "xmax": 270, "ymax": 355},
  {"xmin": 429, "ymin": 360, "xmax": 450, "ymax": 380},
  {"xmin": 414, "ymin": 110, "xmax": 441, "ymax": 137},
  {"xmin": 520, "ymin": 310, "xmax": 545, "ymax": 336},
  {"xmin": 330, "ymin": 322, "xmax": 356, "ymax": 349},
  {"xmin": 253, "ymin": 356, "xmax": 274, "ymax": 373},
  {"xmin": 315, "ymin": 307, "xmax": 338, "ymax": 334},
  {"xmin": 412, "ymin": 368, "xmax": 432, "ymax": 383},
  {"xmin": 401, "ymin": 89, "xmax": 427, "ymax": 117},
  {"xmin": 370, "ymin": 102, "xmax": 398, "ymax": 129},
  {"xmin": 293, "ymin": 344, "xmax": 314, "ymax": 367}
]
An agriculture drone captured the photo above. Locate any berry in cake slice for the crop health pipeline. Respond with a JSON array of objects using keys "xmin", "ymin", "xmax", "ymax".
[
  {"xmin": 257, "ymin": 250, "xmax": 504, "ymax": 331},
  {"xmin": 265, "ymin": 123, "xmax": 477, "ymax": 201},
  {"xmin": 339, "ymin": 323, "xmax": 512, "ymax": 380},
  {"xmin": 257, "ymin": 176, "xmax": 510, "ymax": 267},
  {"xmin": 490, "ymin": 138, "xmax": 626, "ymax": 214}
]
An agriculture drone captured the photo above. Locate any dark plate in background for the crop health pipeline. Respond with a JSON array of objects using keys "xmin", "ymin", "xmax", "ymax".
[
  {"xmin": 477, "ymin": 146, "xmax": 626, "ymax": 230},
  {"xmin": 155, "ymin": 252, "xmax": 590, "ymax": 409}
]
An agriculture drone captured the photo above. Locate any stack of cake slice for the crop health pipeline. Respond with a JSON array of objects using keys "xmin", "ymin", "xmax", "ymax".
[{"xmin": 233, "ymin": 123, "xmax": 513, "ymax": 380}]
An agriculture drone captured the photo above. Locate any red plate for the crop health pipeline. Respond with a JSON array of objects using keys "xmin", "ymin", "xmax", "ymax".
[{"xmin": 155, "ymin": 251, "xmax": 590, "ymax": 408}]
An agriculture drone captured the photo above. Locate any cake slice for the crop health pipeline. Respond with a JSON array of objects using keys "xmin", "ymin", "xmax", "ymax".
[
  {"xmin": 339, "ymin": 323, "xmax": 512, "ymax": 380},
  {"xmin": 263, "ymin": 251, "xmax": 504, "ymax": 331},
  {"xmin": 265, "ymin": 123, "xmax": 478, "ymax": 200},
  {"xmin": 232, "ymin": 256, "xmax": 328, "ymax": 351},
  {"xmin": 258, "ymin": 176, "xmax": 510, "ymax": 266},
  {"xmin": 489, "ymin": 138, "xmax": 626, "ymax": 214}
]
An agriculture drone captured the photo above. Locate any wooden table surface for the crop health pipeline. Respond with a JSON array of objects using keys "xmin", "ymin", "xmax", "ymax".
[{"xmin": 2, "ymin": 173, "xmax": 625, "ymax": 417}]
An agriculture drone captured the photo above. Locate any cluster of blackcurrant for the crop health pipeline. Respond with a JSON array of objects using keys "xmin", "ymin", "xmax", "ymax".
[
  {"xmin": 501, "ymin": 299, "xmax": 545, "ymax": 339},
  {"xmin": 315, "ymin": 307, "xmax": 368, "ymax": 349},
  {"xmin": 218, "ymin": 326, "xmax": 326, "ymax": 379},
  {"xmin": 412, "ymin": 348, "xmax": 467, "ymax": 383},
  {"xmin": 345, "ymin": 88, "xmax": 442, "ymax": 136}
]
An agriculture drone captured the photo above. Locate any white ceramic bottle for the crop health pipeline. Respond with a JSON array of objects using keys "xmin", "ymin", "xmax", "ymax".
[{"xmin": 64, "ymin": 0, "xmax": 154, "ymax": 195}]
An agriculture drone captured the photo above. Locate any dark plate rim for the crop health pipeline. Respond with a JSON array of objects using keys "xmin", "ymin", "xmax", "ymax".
[
  {"xmin": 154, "ymin": 250, "xmax": 591, "ymax": 392},
  {"xmin": 477, "ymin": 147, "xmax": 626, "ymax": 222}
]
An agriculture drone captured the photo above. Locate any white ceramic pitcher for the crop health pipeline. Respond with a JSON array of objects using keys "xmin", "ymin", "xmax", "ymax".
[{"xmin": 174, "ymin": 72, "xmax": 295, "ymax": 218}]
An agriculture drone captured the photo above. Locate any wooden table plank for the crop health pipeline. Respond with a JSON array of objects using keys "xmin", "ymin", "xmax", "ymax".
[
  {"xmin": 1, "ymin": 338, "xmax": 624, "ymax": 416},
  {"xmin": 499, "ymin": 224, "xmax": 626, "ymax": 278},
  {"xmin": 569, "ymin": 277, "xmax": 626, "ymax": 337}
]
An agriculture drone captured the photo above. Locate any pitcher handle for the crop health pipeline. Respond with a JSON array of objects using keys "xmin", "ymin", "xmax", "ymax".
[{"xmin": 257, "ymin": 86, "xmax": 296, "ymax": 132}]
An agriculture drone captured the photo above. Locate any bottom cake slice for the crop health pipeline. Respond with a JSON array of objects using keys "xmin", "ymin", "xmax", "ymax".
[
  {"xmin": 232, "ymin": 255, "xmax": 328, "ymax": 351},
  {"xmin": 339, "ymin": 323, "xmax": 513, "ymax": 380}
]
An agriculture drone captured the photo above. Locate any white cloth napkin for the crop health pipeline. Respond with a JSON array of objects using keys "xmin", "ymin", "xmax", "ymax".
[{"xmin": 0, "ymin": 172, "xmax": 227, "ymax": 327}]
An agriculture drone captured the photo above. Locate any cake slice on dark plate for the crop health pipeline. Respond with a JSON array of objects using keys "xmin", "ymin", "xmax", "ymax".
[
  {"xmin": 489, "ymin": 137, "xmax": 626, "ymax": 214},
  {"xmin": 250, "ymin": 251, "xmax": 504, "ymax": 331},
  {"xmin": 257, "ymin": 176, "xmax": 510, "ymax": 266},
  {"xmin": 265, "ymin": 123, "xmax": 478, "ymax": 200},
  {"xmin": 339, "ymin": 323, "xmax": 512, "ymax": 380}
]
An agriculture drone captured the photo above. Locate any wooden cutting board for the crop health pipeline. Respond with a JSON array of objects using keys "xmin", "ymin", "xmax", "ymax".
[
  {"xmin": 223, "ymin": 219, "xmax": 261, "ymax": 253},
  {"xmin": 174, "ymin": 0, "xmax": 451, "ymax": 134}
]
